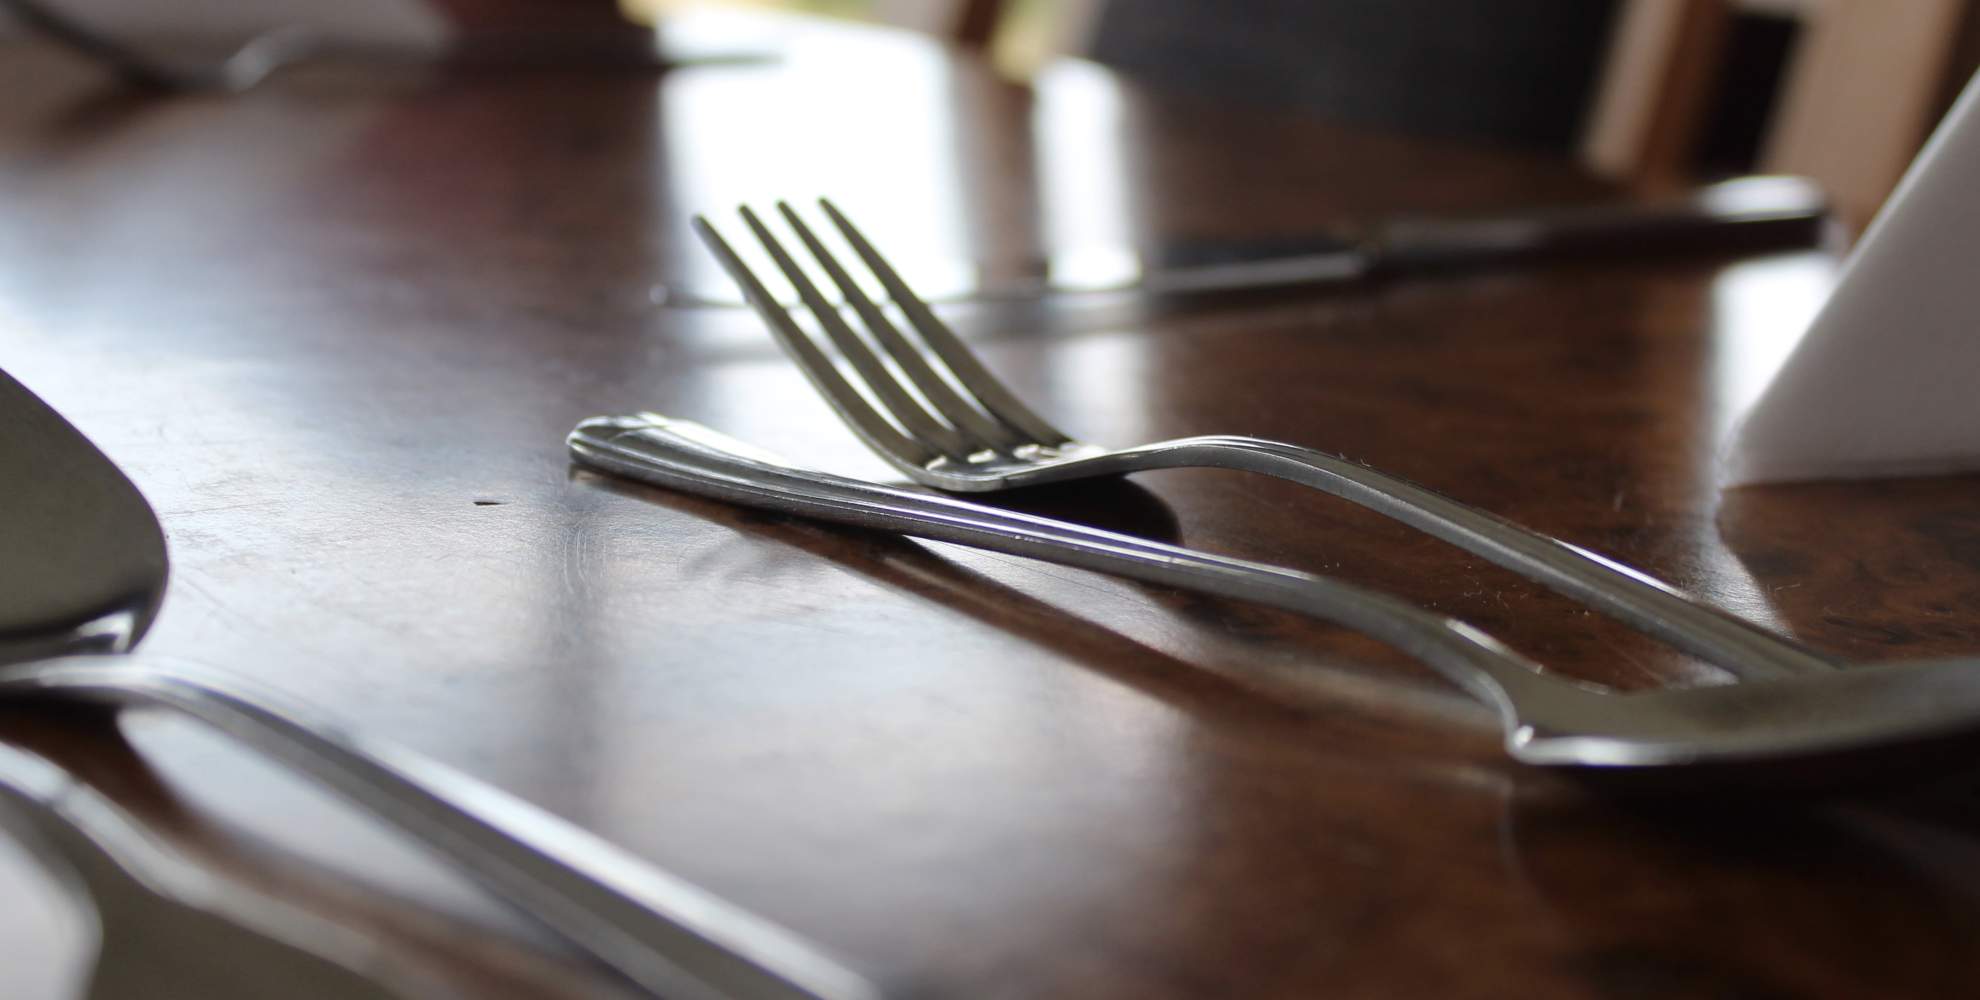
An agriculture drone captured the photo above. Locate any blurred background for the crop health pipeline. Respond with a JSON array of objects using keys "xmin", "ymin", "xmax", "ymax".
[
  {"xmin": 3, "ymin": 0, "xmax": 1976, "ymax": 229},
  {"xmin": 626, "ymin": 0, "xmax": 1980, "ymax": 229}
]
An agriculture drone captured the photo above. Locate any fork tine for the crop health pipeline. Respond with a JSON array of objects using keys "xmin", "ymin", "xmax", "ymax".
[
  {"xmin": 818, "ymin": 198, "xmax": 1072, "ymax": 448},
  {"xmin": 692, "ymin": 215, "xmax": 942, "ymax": 469},
  {"xmin": 737, "ymin": 206, "xmax": 977, "ymax": 462},
  {"xmin": 775, "ymin": 202, "xmax": 1026, "ymax": 455}
]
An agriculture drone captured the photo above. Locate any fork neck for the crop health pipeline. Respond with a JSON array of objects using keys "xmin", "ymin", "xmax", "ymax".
[{"xmin": 1095, "ymin": 434, "xmax": 1842, "ymax": 681}]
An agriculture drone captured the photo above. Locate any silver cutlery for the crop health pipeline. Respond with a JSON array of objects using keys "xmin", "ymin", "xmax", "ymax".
[
  {"xmin": 659, "ymin": 177, "xmax": 1827, "ymax": 306},
  {"xmin": 692, "ymin": 200, "xmax": 1836, "ymax": 683},
  {"xmin": 0, "ymin": 743, "xmax": 419, "ymax": 1000},
  {"xmin": 0, "ymin": 368, "xmax": 877, "ymax": 1000},
  {"xmin": 568, "ymin": 412, "xmax": 1980, "ymax": 781}
]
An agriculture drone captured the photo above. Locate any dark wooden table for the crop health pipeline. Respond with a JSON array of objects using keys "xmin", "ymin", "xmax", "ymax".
[{"xmin": 4, "ymin": 12, "xmax": 1980, "ymax": 999}]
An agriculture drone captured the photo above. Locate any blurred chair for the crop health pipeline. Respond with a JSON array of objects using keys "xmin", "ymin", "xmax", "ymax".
[
  {"xmin": 1084, "ymin": 0, "xmax": 1620, "ymax": 149},
  {"xmin": 913, "ymin": 0, "xmax": 1980, "ymax": 222},
  {"xmin": 901, "ymin": 0, "xmax": 1733, "ymax": 187},
  {"xmin": 423, "ymin": 0, "xmax": 657, "ymax": 62},
  {"xmin": 876, "ymin": 0, "xmax": 1006, "ymax": 49}
]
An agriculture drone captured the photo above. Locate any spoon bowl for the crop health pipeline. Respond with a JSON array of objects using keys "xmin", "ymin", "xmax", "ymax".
[{"xmin": 0, "ymin": 370, "xmax": 166, "ymax": 663}]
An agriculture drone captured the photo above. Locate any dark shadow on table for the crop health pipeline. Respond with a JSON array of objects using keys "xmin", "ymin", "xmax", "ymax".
[
  {"xmin": 573, "ymin": 466, "xmax": 1529, "ymax": 766},
  {"xmin": 949, "ymin": 476, "xmax": 1185, "ymax": 544},
  {"xmin": 574, "ymin": 469, "xmax": 1321, "ymax": 722},
  {"xmin": 1499, "ymin": 780, "xmax": 1980, "ymax": 998}
]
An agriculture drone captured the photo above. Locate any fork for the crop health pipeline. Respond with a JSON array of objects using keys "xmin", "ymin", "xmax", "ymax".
[
  {"xmin": 569, "ymin": 412, "xmax": 1980, "ymax": 782},
  {"xmin": 693, "ymin": 200, "xmax": 1837, "ymax": 682},
  {"xmin": 0, "ymin": 743, "xmax": 419, "ymax": 1000}
]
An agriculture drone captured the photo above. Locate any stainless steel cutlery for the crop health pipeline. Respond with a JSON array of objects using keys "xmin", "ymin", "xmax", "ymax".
[
  {"xmin": 559, "ymin": 199, "xmax": 1980, "ymax": 786},
  {"xmin": 692, "ymin": 200, "xmax": 1832, "ymax": 683},
  {"xmin": 570, "ymin": 412, "xmax": 1980, "ymax": 782},
  {"xmin": 1, "ymin": 368, "xmax": 875, "ymax": 1000}
]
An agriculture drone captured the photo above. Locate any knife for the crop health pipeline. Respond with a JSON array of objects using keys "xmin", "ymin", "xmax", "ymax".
[
  {"xmin": 657, "ymin": 175, "xmax": 1830, "ymax": 307},
  {"xmin": 1115, "ymin": 174, "xmax": 1830, "ymax": 296}
]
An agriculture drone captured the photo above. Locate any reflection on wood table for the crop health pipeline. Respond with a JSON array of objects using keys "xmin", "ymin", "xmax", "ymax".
[{"xmin": 1, "ymin": 10, "xmax": 1978, "ymax": 999}]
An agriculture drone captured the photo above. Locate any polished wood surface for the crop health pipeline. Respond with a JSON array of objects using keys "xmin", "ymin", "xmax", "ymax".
[{"xmin": 3, "ymin": 13, "xmax": 1980, "ymax": 999}]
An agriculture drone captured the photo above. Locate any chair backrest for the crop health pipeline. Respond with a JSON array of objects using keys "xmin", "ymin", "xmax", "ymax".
[
  {"xmin": 887, "ymin": 0, "xmax": 1744, "ymax": 185},
  {"xmin": 1082, "ymin": 0, "xmax": 1625, "ymax": 153},
  {"xmin": 894, "ymin": 0, "xmax": 1980, "ymax": 227},
  {"xmin": 974, "ymin": 0, "xmax": 1729, "ymax": 185}
]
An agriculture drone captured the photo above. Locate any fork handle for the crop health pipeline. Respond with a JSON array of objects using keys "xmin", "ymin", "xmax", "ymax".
[
  {"xmin": 0, "ymin": 660, "xmax": 878, "ymax": 1000},
  {"xmin": 1101, "ymin": 436, "xmax": 1838, "ymax": 679},
  {"xmin": 568, "ymin": 414, "xmax": 1595, "ymax": 732}
]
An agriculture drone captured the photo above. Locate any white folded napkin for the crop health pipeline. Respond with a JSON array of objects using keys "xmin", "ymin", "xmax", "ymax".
[{"xmin": 1725, "ymin": 69, "xmax": 1980, "ymax": 485}]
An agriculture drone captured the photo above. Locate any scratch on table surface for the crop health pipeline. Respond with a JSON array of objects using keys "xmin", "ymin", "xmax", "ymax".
[
  {"xmin": 157, "ymin": 498, "xmax": 284, "ymax": 518},
  {"xmin": 169, "ymin": 569, "xmax": 266, "ymax": 640}
]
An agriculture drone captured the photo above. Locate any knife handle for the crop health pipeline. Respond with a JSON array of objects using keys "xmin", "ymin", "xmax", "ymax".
[{"xmin": 1372, "ymin": 175, "xmax": 1832, "ymax": 273}]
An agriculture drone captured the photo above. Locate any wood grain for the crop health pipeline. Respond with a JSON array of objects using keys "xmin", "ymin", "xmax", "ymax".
[{"xmin": 0, "ymin": 12, "xmax": 1978, "ymax": 999}]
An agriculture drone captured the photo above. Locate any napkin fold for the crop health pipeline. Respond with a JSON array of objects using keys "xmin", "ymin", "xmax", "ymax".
[{"xmin": 1724, "ymin": 70, "xmax": 1980, "ymax": 485}]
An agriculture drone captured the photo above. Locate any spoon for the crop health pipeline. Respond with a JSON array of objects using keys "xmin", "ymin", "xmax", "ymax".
[{"xmin": 0, "ymin": 368, "xmax": 877, "ymax": 1000}]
